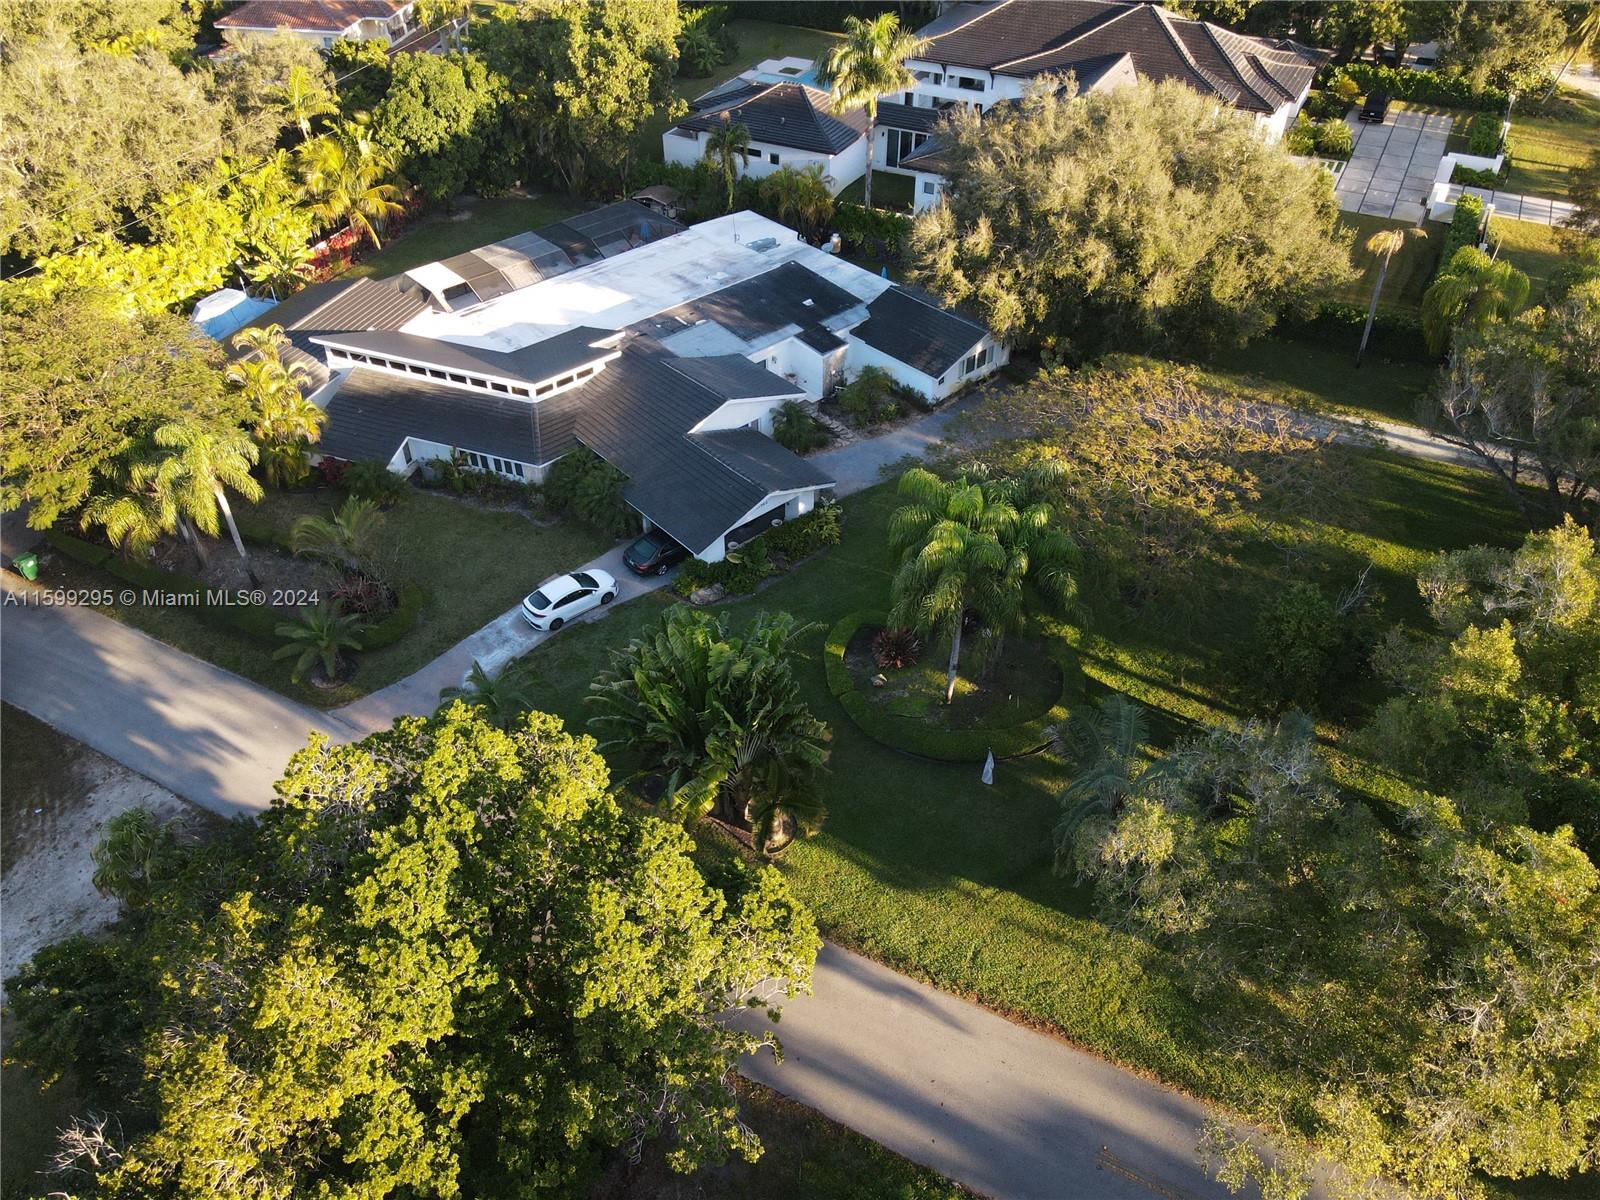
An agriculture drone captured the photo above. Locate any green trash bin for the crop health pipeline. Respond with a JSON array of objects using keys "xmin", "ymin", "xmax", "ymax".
[{"xmin": 13, "ymin": 553, "xmax": 38, "ymax": 581}]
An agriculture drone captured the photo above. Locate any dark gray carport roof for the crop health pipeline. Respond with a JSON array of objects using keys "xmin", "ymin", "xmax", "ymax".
[{"xmin": 318, "ymin": 369, "xmax": 540, "ymax": 465}]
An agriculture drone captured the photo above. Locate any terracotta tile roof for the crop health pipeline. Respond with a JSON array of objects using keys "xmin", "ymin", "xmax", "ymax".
[{"xmin": 216, "ymin": 0, "xmax": 407, "ymax": 33}]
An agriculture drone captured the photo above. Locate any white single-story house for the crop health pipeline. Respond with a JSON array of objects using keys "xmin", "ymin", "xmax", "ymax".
[
  {"xmin": 245, "ymin": 203, "xmax": 1005, "ymax": 563},
  {"xmin": 216, "ymin": 0, "xmax": 447, "ymax": 52},
  {"xmin": 663, "ymin": 58, "xmax": 869, "ymax": 196},
  {"xmin": 888, "ymin": 0, "xmax": 1330, "ymax": 210}
]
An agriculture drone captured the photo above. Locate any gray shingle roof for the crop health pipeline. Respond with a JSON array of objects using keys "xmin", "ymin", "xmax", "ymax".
[
  {"xmin": 319, "ymin": 369, "xmax": 540, "ymax": 465},
  {"xmin": 661, "ymin": 354, "xmax": 807, "ymax": 401},
  {"xmin": 238, "ymin": 276, "xmax": 432, "ymax": 394},
  {"xmin": 875, "ymin": 101, "xmax": 947, "ymax": 135},
  {"xmin": 654, "ymin": 261, "xmax": 864, "ymax": 345},
  {"xmin": 851, "ymin": 286, "xmax": 989, "ymax": 378},
  {"xmin": 676, "ymin": 82, "xmax": 868, "ymax": 155},
  {"xmin": 693, "ymin": 428, "xmax": 834, "ymax": 493},
  {"xmin": 916, "ymin": 1, "xmax": 1327, "ymax": 115}
]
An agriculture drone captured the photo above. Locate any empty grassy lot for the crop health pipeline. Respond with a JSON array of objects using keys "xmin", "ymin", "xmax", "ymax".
[
  {"xmin": 1202, "ymin": 334, "xmax": 1437, "ymax": 426},
  {"xmin": 516, "ymin": 354, "xmax": 1530, "ymax": 1131},
  {"xmin": 1488, "ymin": 215, "xmax": 1569, "ymax": 299},
  {"xmin": 342, "ymin": 195, "xmax": 587, "ymax": 281},
  {"xmin": 1503, "ymin": 85, "xmax": 1600, "ymax": 200},
  {"xmin": 1330, "ymin": 212, "xmax": 1447, "ymax": 313}
]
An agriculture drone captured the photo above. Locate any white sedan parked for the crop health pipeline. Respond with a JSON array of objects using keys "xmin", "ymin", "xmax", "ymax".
[{"xmin": 520, "ymin": 569, "xmax": 617, "ymax": 631}]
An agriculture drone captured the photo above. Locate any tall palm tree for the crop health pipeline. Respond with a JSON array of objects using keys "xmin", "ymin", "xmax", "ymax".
[
  {"xmin": 272, "ymin": 63, "xmax": 338, "ymax": 142},
  {"xmin": 1422, "ymin": 246, "xmax": 1531, "ymax": 355},
  {"xmin": 290, "ymin": 495, "xmax": 386, "ymax": 572},
  {"xmin": 145, "ymin": 421, "xmax": 264, "ymax": 562},
  {"xmin": 758, "ymin": 164, "xmax": 835, "ymax": 239},
  {"xmin": 438, "ymin": 659, "xmax": 538, "ymax": 729},
  {"xmin": 228, "ymin": 325, "xmax": 322, "ymax": 487},
  {"xmin": 888, "ymin": 466, "xmax": 1077, "ymax": 704},
  {"xmin": 821, "ymin": 13, "xmax": 930, "ymax": 211},
  {"xmin": 1356, "ymin": 225, "xmax": 1425, "ymax": 366},
  {"xmin": 706, "ymin": 118, "xmax": 751, "ymax": 213},
  {"xmin": 275, "ymin": 600, "xmax": 365, "ymax": 684},
  {"xmin": 1052, "ymin": 695, "xmax": 1158, "ymax": 874},
  {"xmin": 296, "ymin": 118, "xmax": 404, "ymax": 248}
]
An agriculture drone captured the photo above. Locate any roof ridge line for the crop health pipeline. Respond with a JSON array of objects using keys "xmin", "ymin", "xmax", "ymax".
[
  {"xmin": 885, "ymin": 282, "xmax": 984, "ymax": 330},
  {"xmin": 993, "ymin": 2, "xmax": 1141, "ymax": 71},
  {"xmin": 927, "ymin": 0, "xmax": 1023, "ymax": 51},
  {"xmin": 1148, "ymin": 5, "xmax": 1248, "ymax": 107},
  {"xmin": 1191, "ymin": 17, "xmax": 1274, "ymax": 111}
]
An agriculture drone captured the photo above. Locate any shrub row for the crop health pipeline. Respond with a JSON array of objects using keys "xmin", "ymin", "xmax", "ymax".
[
  {"xmin": 833, "ymin": 203, "xmax": 913, "ymax": 258},
  {"xmin": 673, "ymin": 504, "xmax": 843, "ymax": 598},
  {"xmin": 1450, "ymin": 163, "xmax": 1504, "ymax": 188},
  {"xmin": 360, "ymin": 582, "xmax": 426, "ymax": 650},
  {"xmin": 823, "ymin": 611, "xmax": 1081, "ymax": 763},
  {"xmin": 1464, "ymin": 111, "xmax": 1503, "ymax": 156},
  {"xmin": 1278, "ymin": 302, "xmax": 1435, "ymax": 363},
  {"xmin": 1287, "ymin": 114, "xmax": 1353, "ymax": 160},
  {"xmin": 1442, "ymin": 192, "xmax": 1486, "ymax": 265},
  {"xmin": 1328, "ymin": 63, "xmax": 1509, "ymax": 112}
]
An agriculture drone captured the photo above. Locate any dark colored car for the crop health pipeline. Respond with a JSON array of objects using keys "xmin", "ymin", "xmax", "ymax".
[
  {"xmin": 1359, "ymin": 89, "xmax": 1390, "ymax": 124},
  {"xmin": 623, "ymin": 530, "xmax": 689, "ymax": 576}
]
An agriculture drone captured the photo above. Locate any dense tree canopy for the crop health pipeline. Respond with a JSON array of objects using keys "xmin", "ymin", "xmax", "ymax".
[
  {"xmin": 6, "ymin": 706, "xmax": 820, "ymax": 1198},
  {"xmin": 374, "ymin": 51, "xmax": 508, "ymax": 204},
  {"xmin": 0, "ymin": 292, "xmax": 245, "ymax": 529},
  {"xmin": 475, "ymin": 0, "xmax": 683, "ymax": 193},
  {"xmin": 907, "ymin": 78, "xmax": 1350, "ymax": 358},
  {"xmin": 207, "ymin": 32, "xmax": 337, "ymax": 158}
]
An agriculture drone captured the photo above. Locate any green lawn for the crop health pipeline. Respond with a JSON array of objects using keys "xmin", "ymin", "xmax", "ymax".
[
  {"xmin": 1202, "ymin": 335, "xmax": 1437, "ymax": 426},
  {"xmin": 838, "ymin": 170, "xmax": 916, "ymax": 212},
  {"xmin": 1330, "ymin": 212, "xmax": 1447, "ymax": 314},
  {"xmin": 342, "ymin": 195, "xmax": 587, "ymax": 281},
  {"xmin": 45, "ymin": 490, "xmax": 610, "ymax": 707},
  {"xmin": 592, "ymin": 1080, "xmax": 970, "ymax": 1200},
  {"xmin": 515, "ymin": 365, "xmax": 1532, "ymax": 1127},
  {"xmin": 1488, "ymin": 215, "xmax": 1567, "ymax": 300},
  {"xmin": 635, "ymin": 19, "xmax": 843, "ymax": 164},
  {"xmin": 1503, "ymin": 85, "xmax": 1600, "ymax": 200}
]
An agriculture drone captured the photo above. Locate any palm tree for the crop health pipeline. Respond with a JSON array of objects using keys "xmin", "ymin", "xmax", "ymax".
[
  {"xmin": 706, "ymin": 118, "xmax": 751, "ymax": 213},
  {"xmin": 888, "ymin": 466, "xmax": 1077, "ymax": 705},
  {"xmin": 91, "ymin": 808, "xmax": 183, "ymax": 908},
  {"xmin": 81, "ymin": 467, "xmax": 170, "ymax": 560},
  {"xmin": 438, "ymin": 659, "xmax": 538, "ymax": 729},
  {"xmin": 758, "ymin": 164, "xmax": 835, "ymax": 239},
  {"xmin": 1422, "ymin": 246, "xmax": 1531, "ymax": 355},
  {"xmin": 145, "ymin": 421, "xmax": 264, "ymax": 563},
  {"xmin": 228, "ymin": 325, "xmax": 322, "ymax": 487},
  {"xmin": 272, "ymin": 63, "xmax": 337, "ymax": 142},
  {"xmin": 1052, "ymin": 695, "xmax": 1160, "ymax": 874},
  {"xmin": 820, "ymin": 13, "xmax": 930, "ymax": 211},
  {"xmin": 1542, "ymin": 5, "xmax": 1600, "ymax": 101},
  {"xmin": 296, "ymin": 118, "xmax": 404, "ymax": 248},
  {"xmin": 1355, "ymin": 225, "xmax": 1425, "ymax": 366},
  {"xmin": 290, "ymin": 495, "xmax": 385, "ymax": 572},
  {"xmin": 275, "ymin": 600, "xmax": 364, "ymax": 683}
]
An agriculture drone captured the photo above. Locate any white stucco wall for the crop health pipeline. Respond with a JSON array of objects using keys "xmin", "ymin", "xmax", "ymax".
[
  {"xmin": 661, "ymin": 127, "xmax": 868, "ymax": 195},
  {"xmin": 844, "ymin": 331, "xmax": 1006, "ymax": 403}
]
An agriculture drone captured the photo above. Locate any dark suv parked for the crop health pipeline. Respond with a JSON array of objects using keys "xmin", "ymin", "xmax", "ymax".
[
  {"xmin": 1359, "ymin": 89, "xmax": 1390, "ymax": 123},
  {"xmin": 623, "ymin": 530, "xmax": 689, "ymax": 576}
]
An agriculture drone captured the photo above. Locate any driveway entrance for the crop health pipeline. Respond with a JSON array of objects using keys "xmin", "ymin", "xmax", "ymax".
[{"xmin": 1335, "ymin": 110, "xmax": 1452, "ymax": 223}]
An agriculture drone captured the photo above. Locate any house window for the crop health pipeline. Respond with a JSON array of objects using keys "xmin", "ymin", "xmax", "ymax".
[
  {"xmin": 448, "ymin": 373, "xmax": 467, "ymax": 383},
  {"xmin": 511, "ymin": 386, "xmax": 530, "ymax": 397},
  {"xmin": 408, "ymin": 363, "xmax": 426, "ymax": 375},
  {"xmin": 963, "ymin": 346, "xmax": 990, "ymax": 376},
  {"xmin": 535, "ymin": 383, "xmax": 554, "ymax": 396},
  {"xmin": 769, "ymin": 151, "xmax": 780, "ymax": 165},
  {"xmin": 956, "ymin": 75, "xmax": 983, "ymax": 92},
  {"xmin": 576, "ymin": 367, "xmax": 594, "ymax": 380},
  {"xmin": 490, "ymin": 382, "xmax": 509, "ymax": 393},
  {"xmin": 350, "ymin": 353, "xmax": 369, "ymax": 363},
  {"xmin": 922, "ymin": 181, "xmax": 936, "ymax": 195},
  {"xmin": 556, "ymin": 375, "xmax": 574, "ymax": 387},
  {"xmin": 428, "ymin": 369, "xmax": 446, "ymax": 379},
  {"xmin": 402, "ymin": 442, "xmax": 413, "ymax": 464}
]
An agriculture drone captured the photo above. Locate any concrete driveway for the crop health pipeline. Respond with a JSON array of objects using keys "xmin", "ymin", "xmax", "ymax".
[{"xmin": 1335, "ymin": 109, "xmax": 1452, "ymax": 223}]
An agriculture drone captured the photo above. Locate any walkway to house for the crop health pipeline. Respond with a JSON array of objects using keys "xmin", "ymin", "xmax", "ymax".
[
  {"xmin": 1335, "ymin": 109, "xmax": 1451, "ymax": 223},
  {"xmin": 1440, "ymin": 183, "xmax": 1577, "ymax": 227}
]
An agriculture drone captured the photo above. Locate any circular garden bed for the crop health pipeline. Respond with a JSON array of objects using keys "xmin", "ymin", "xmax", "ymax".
[{"xmin": 824, "ymin": 611, "xmax": 1081, "ymax": 762}]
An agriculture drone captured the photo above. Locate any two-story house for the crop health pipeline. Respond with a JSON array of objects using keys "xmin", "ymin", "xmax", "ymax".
[{"xmin": 215, "ymin": 0, "xmax": 446, "ymax": 53}]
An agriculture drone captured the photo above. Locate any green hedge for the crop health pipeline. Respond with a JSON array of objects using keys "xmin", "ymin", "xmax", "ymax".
[
  {"xmin": 674, "ymin": 505, "xmax": 843, "ymax": 598},
  {"xmin": 43, "ymin": 529, "xmax": 112, "ymax": 568},
  {"xmin": 833, "ymin": 203, "xmax": 912, "ymax": 258},
  {"xmin": 360, "ymin": 582, "xmax": 426, "ymax": 649},
  {"xmin": 1442, "ymin": 192, "xmax": 1486, "ymax": 266},
  {"xmin": 91, "ymin": 552, "xmax": 282, "ymax": 641},
  {"xmin": 823, "ymin": 610, "xmax": 1081, "ymax": 763},
  {"xmin": 1464, "ymin": 111, "xmax": 1502, "ymax": 156},
  {"xmin": 1330, "ymin": 63, "xmax": 1508, "ymax": 112},
  {"xmin": 1277, "ymin": 302, "xmax": 1434, "ymax": 363},
  {"xmin": 1450, "ymin": 163, "xmax": 1503, "ymax": 188}
]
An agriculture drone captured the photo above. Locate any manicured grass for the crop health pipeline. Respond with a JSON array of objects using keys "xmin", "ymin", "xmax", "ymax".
[
  {"xmin": 635, "ymin": 19, "xmax": 843, "ymax": 163},
  {"xmin": 837, "ymin": 170, "xmax": 917, "ymax": 212},
  {"xmin": 592, "ymin": 1080, "xmax": 972, "ymax": 1199},
  {"xmin": 1330, "ymin": 212, "xmax": 1447, "ymax": 314},
  {"xmin": 342, "ymin": 195, "xmax": 587, "ymax": 281},
  {"xmin": 1202, "ymin": 335, "xmax": 1437, "ymax": 426},
  {"xmin": 44, "ymin": 490, "xmax": 609, "ymax": 707},
  {"xmin": 1488, "ymin": 215, "xmax": 1567, "ymax": 300},
  {"xmin": 516, "ymin": 366, "xmax": 1532, "ymax": 1126},
  {"xmin": 1503, "ymin": 85, "xmax": 1600, "ymax": 200}
]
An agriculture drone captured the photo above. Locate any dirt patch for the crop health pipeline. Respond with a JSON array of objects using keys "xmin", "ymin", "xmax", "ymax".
[
  {"xmin": 152, "ymin": 535, "xmax": 329, "ymax": 607},
  {"xmin": 1, "ymin": 705, "xmax": 216, "ymax": 996}
]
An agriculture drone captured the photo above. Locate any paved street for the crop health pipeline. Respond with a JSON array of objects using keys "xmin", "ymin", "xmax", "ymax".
[{"xmin": 1335, "ymin": 110, "xmax": 1450, "ymax": 222}]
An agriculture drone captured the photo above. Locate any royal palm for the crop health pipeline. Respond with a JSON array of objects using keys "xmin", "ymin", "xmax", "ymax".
[{"xmin": 821, "ymin": 13, "xmax": 929, "ymax": 211}]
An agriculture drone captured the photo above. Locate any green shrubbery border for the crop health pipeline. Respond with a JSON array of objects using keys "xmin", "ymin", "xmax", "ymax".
[
  {"xmin": 361, "ymin": 583, "xmax": 426, "ymax": 649},
  {"xmin": 823, "ymin": 610, "xmax": 1081, "ymax": 762}
]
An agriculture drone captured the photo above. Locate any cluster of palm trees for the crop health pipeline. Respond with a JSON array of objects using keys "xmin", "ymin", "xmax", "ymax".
[
  {"xmin": 274, "ymin": 495, "xmax": 395, "ymax": 684},
  {"xmin": 588, "ymin": 607, "xmax": 830, "ymax": 855},
  {"xmin": 227, "ymin": 325, "xmax": 325, "ymax": 486}
]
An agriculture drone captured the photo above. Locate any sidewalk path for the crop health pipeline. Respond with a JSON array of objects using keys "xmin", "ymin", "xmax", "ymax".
[{"xmin": 1442, "ymin": 183, "xmax": 1577, "ymax": 227}]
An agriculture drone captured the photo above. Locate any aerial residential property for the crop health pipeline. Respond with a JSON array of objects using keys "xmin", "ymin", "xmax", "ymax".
[{"xmin": 5, "ymin": 3, "xmax": 1598, "ymax": 1200}]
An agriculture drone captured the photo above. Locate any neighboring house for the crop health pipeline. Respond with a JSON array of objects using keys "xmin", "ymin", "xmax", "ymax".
[
  {"xmin": 889, "ymin": 0, "xmax": 1329, "ymax": 209},
  {"xmin": 663, "ymin": 58, "xmax": 870, "ymax": 196},
  {"xmin": 251, "ymin": 203, "xmax": 1004, "ymax": 563},
  {"xmin": 215, "ymin": 0, "xmax": 445, "ymax": 52}
]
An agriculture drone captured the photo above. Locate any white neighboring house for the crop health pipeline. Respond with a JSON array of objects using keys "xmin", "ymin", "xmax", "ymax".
[
  {"xmin": 663, "ymin": 58, "xmax": 870, "ymax": 196},
  {"xmin": 215, "ymin": 0, "xmax": 445, "ymax": 52},
  {"xmin": 883, "ymin": 0, "xmax": 1330, "ymax": 210},
  {"xmin": 244, "ymin": 203, "xmax": 1006, "ymax": 563}
]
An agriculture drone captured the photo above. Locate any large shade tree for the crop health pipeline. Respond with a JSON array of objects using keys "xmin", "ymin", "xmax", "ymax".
[
  {"xmin": 5, "ymin": 706, "xmax": 820, "ymax": 1198},
  {"xmin": 887, "ymin": 465, "xmax": 1078, "ymax": 704},
  {"xmin": 820, "ymin": 13, "xmax": 929, "ymax": 211},
  {"xmin": 372, "ymin": 51, "xmax": 506, "ymax": 205},
  {"xmin": 906, "ymin": 77, "xmax": 1350, "ymax": 358}
]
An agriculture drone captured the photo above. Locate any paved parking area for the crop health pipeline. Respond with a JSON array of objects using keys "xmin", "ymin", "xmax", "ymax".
[{"xmin": 1335, "ymin": 110, "xmax": 1452, "ymax": 223}]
